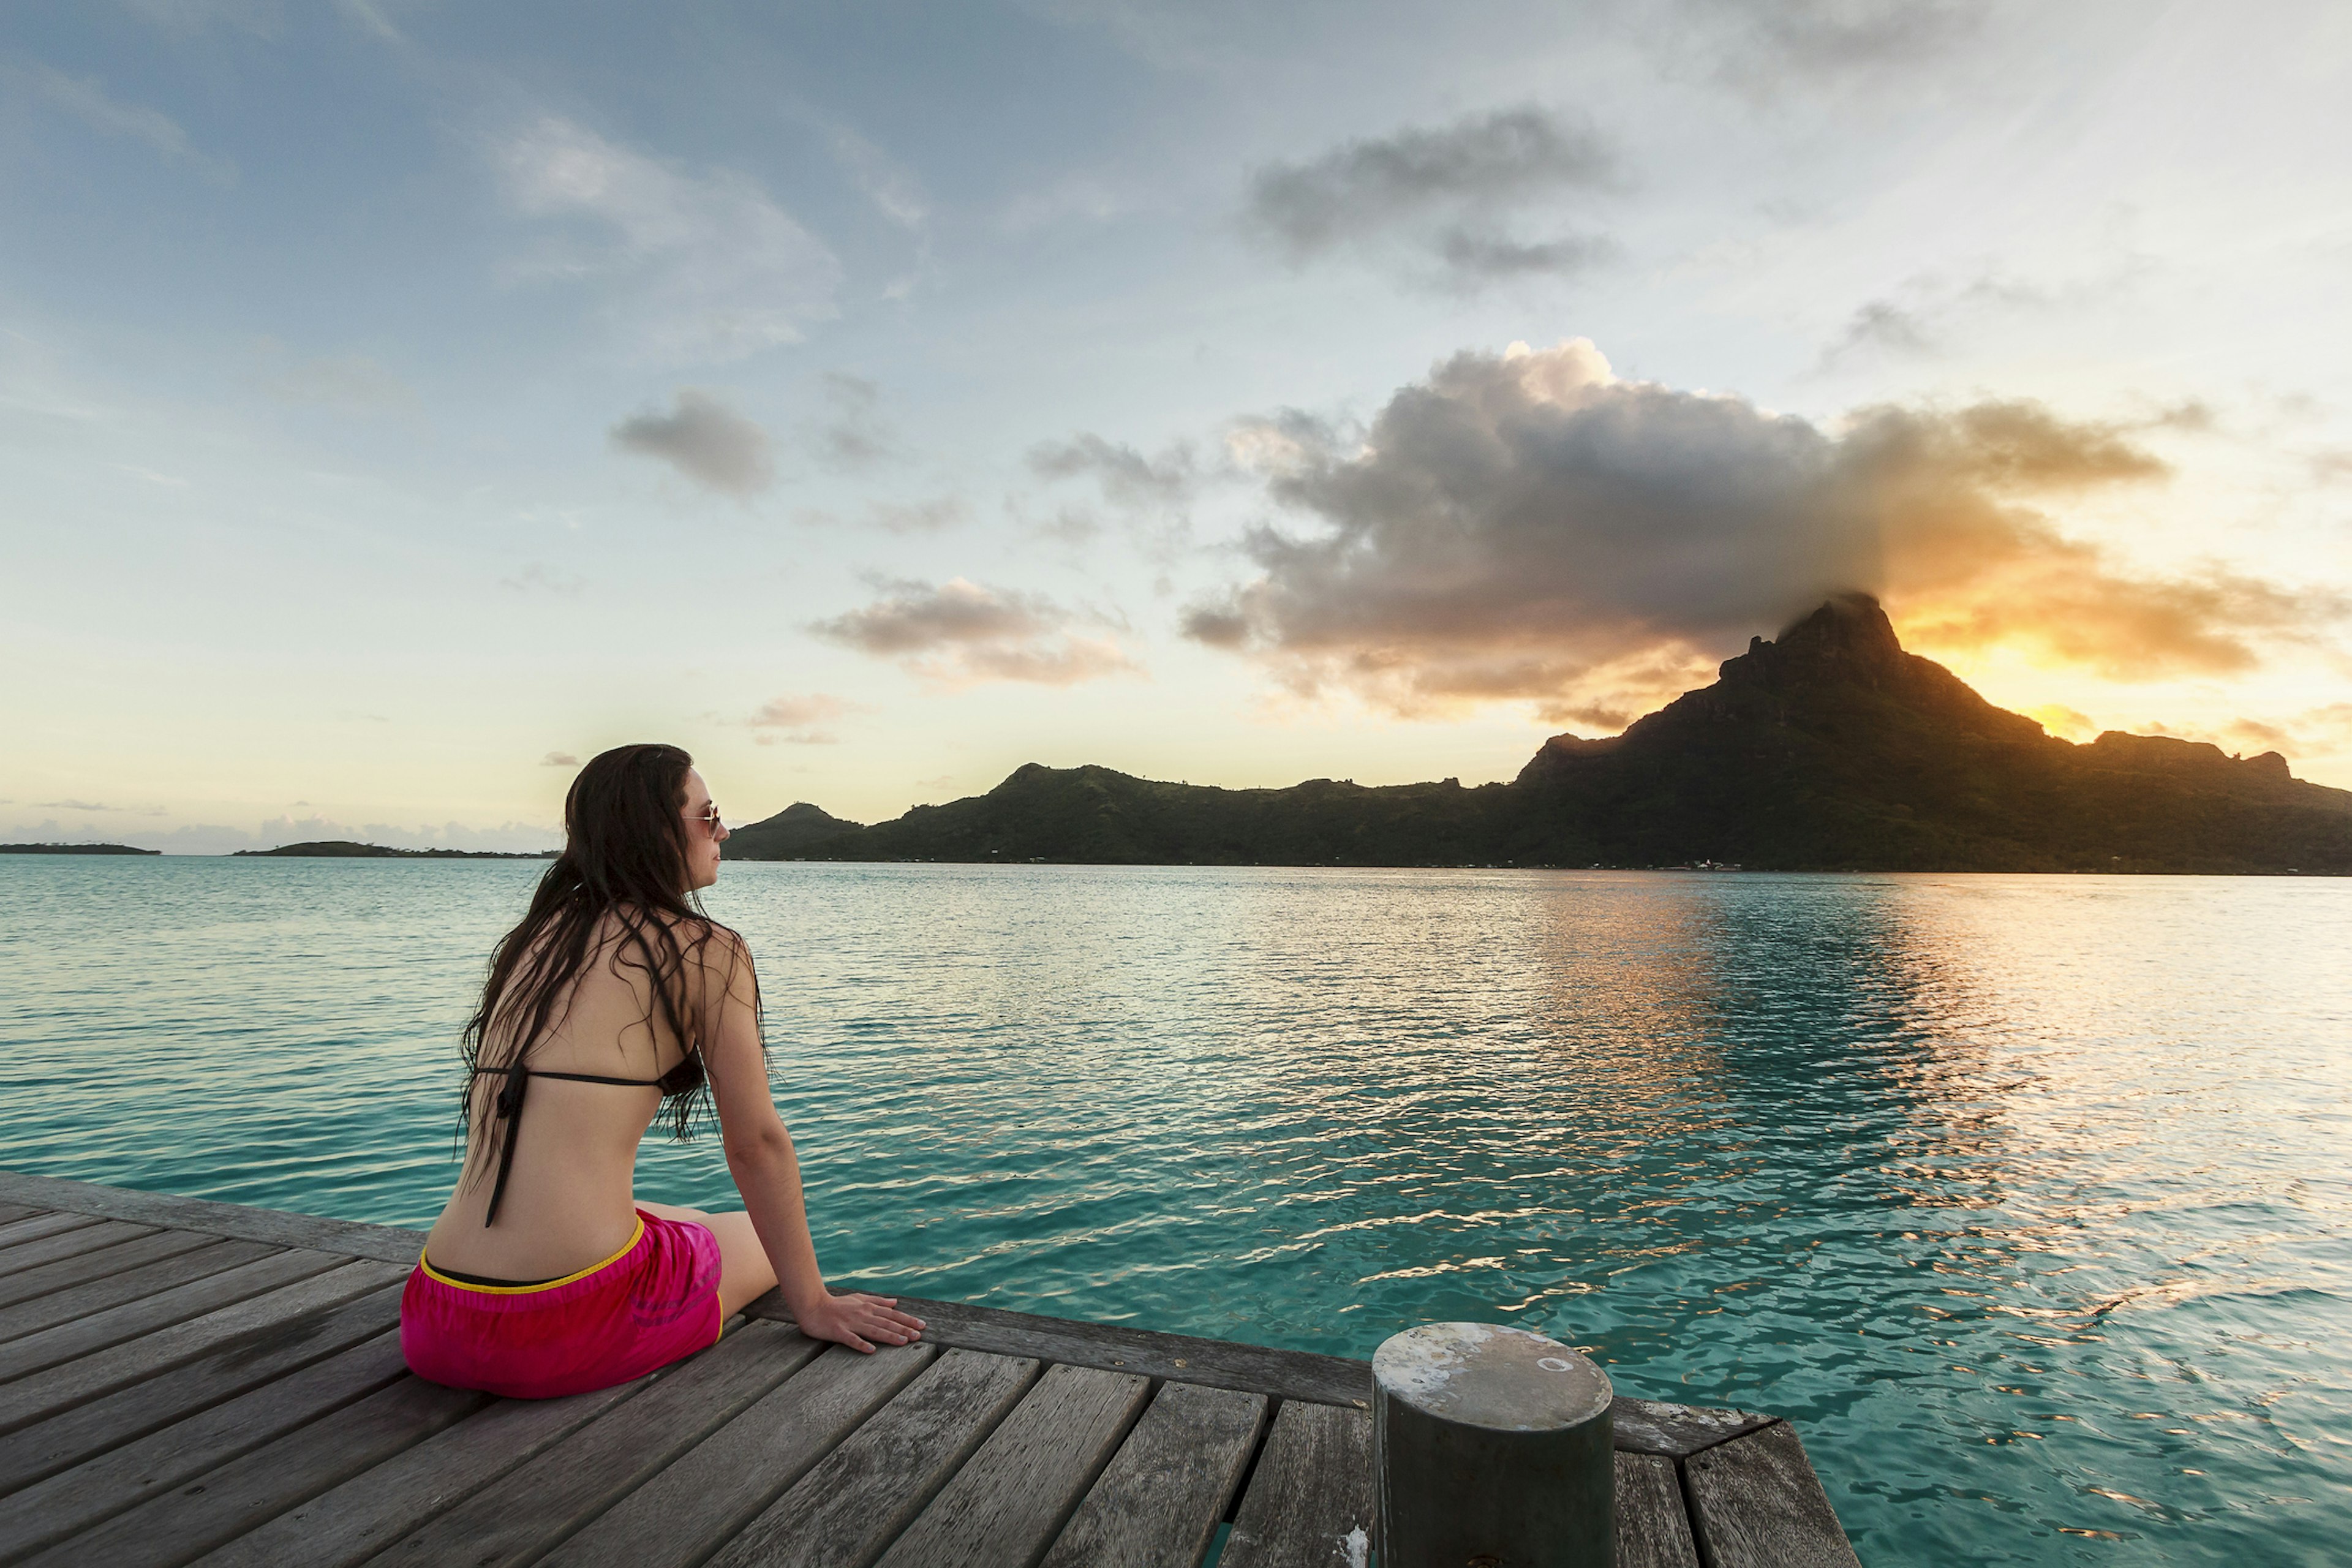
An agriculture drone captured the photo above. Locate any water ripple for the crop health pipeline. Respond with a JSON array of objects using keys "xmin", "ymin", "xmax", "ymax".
[{"xmin": 0, "ymin": 859, "xmax": 2346, "ymax": 1563}]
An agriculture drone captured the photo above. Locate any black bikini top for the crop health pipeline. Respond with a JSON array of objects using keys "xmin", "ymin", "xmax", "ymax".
[{"xmin": 470, "ymin": 1055, "xmax": 704, "ymax": 1227}]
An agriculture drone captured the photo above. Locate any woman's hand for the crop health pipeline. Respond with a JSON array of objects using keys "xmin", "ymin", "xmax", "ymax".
[{"xmin": 794, "ymin": 1290, "xmax": 927, "ymax": 1353}]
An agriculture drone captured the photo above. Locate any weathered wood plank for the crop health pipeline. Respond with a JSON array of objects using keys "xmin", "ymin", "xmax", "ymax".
[
  {"xmin": 0, "ymin": 1203, "xmax": 40, "ymax": 1229},
  {"xmin": 23, "ymin": 1374, "xmax": 491, "ymax": 1568},
  {"xmin": 0, "ymin": 1287, "xmax": 401, "ymax": 1494},
  {"xmin": 198, "ymin": 1371, "xmax": 658, "ymax": 1568},
  {"xmin": 0, "ymin": 1333, "xmax": 412, "ymax": 1561},
  {"xmin": 0, "ymin": 1257, "xmax": 402, "ymax": 1438},
  {"xmin": 757, "ymin": 1294, "xmax": 1373, "ymax": 1412},
  {"xmin": 1616, "ymin": 1451, "xmax": 1699, "ymax": 1568},
  {"xmin": 1039, "ymin": 1380, "xmax": 1268, "ymax": 1568},
  {"xmin": 0, "ymin": 1246, "xmax": 333, "ymax": 1382},
  {"xmin": 0, "ymin": 1170, "xmax": 426, "ymax": 1266},
  {"xmin": 1611, "ymin": 1396, "xmax": 1776, "ymax": 1460},
  {"xmin": 0, "ymin": 1212, "xmax": 99, "ymax": 1251},
  {"xmin": 0, "ymin": 1218, "xmax": 158, "ymax": 1278},
  {"xmin": 706, "ymin": 1348, "xmax": 1042, "ymax": 1568},
  {"xmin": 371, "ymin": 1321, "xmax": 819, "ymax": 1567},
  {"xmin": 876, "ymin": 1362, "xmax": 1151, "ymax": 1568},
  {"xmin": 1683, "ymin": 1420, "xmax": 1859, "ymax": 1568},
  {"xmin": 0, "ymin": 1229, "xmax": 229, "ymax": 1321},
  {"xmin": 1218, "ymin": 1398, "xmax": 1374, "ymax": 1568},
  {"xmin": 543, "ymin": 1341, "xmax": 937, "ymax": 1568}
]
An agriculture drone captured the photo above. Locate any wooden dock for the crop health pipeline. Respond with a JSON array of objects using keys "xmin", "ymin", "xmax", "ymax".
[{"xmin": 0, "ymin": 1170, "xmax": 1858, "ymax": 1567}]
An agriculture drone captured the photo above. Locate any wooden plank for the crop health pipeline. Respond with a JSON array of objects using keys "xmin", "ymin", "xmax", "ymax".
[
  {"xmin": 1683, "ymin": 1421, "xmax": 1859, "ymax": 1568},
  {"xmin": 0, "ymin": 1203, "xmax": 40, "ymax": 1229},
  {"xmin": 756, "ymin": 1294, "xmax": 1374, "ymax": 1412},
  {"xmin": 706, "ymin": 1348, "xmax": 1042, "ymax": 1568},
  {"xmin": 0, "ymin": 1286, "xmax": 401, "ymax": 1493},
  {"xmin": 543, "ymin": 1342, "xmax": 937, "ymax": 1568},
  {"xmin": 195, "ymin": 1370, "xmax": 658, "ymax": 1568},
  {"xmin": 0, "ymin": 1257, "xmax": 402, "ymax": 1438},
  {"xmin": 22, "ymin": 1374, "xmax": 491, "ymax": 1567},
  {"xmin": 0, "ymin": 1212, "xmax": 99, "ymax": 1251},
  {"xmin": 1616, "ymin": 1451, "xmax": 1699, "ymax": 1568},
  {"xmin": 0, "ymin": 1229, "xmax": 229, "ymax": 1320},
  {"xmin": 1039, "ymin": 1381, "xmax": 1268, "ymax": 1568},
  {"xmin": 0, "ymin": 1218, "xmax": 157, "ymax": 1278},
  {"xmin": 369, "ymin": 1320, "xmax": 819, "ymax": 1567},
  {"xmin": 1611, "ymin": 1396, "xmax": 1776, "ymax": 1459},
  {"xmin": 0, "ymin": 1333, "xmax": 412, "ymax": 1561},
  {"xmin": 0, "ymin": 1246, "xmax": 334, "ymax": 1382},
  {"xmin": 0, "ymin": 1171, "xmax": 426, "ymax": 1266},
  {"xmin": 876, "ymin": 1362, "xmax": 1151, "ymax": 1568},
  {"xmin": 1218, "ymin": 1398, "xmax": 1374, "ymax": 1568}
]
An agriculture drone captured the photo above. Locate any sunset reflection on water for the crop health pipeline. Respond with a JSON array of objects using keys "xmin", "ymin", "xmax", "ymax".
[{"xmin": 0, "ymin": 859, "xmax": 2343, "ymax": 1564}]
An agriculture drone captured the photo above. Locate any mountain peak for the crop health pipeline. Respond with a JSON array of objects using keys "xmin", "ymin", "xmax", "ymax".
[{"xmin": 1773, "ymin": 591, "xmax": 1902, "ymax": 662}]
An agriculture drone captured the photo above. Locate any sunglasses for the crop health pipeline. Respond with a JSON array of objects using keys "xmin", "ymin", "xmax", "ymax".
[{"xmin": 684, "ymin": 804, "xmax": 725, "ymax": 838}]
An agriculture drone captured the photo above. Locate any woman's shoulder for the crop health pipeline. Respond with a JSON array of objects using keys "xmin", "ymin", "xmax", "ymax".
[{"xmin": 598, "ymin": 903, "xmax": 753, "ymax": 971}]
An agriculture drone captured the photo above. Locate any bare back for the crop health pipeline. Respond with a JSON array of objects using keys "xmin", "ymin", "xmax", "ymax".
[{"xmin": 423, "ymin": 912, "xmax": 715, "ymax": 1281}]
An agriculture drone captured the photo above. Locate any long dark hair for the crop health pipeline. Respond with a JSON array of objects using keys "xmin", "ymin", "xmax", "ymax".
[{"xmin": 458, "ymin": 743, "xmax": 757, "ymax": 1185}]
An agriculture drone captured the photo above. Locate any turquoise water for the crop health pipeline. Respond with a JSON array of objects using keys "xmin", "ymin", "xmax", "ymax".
[{"xmin": 0, "ymin": 859, "xmax": 2345, "ymax": 1563}]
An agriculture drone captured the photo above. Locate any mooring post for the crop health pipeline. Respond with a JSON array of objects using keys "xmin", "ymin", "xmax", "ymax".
[{"xmin": 1373, "ymin": 1322, "xmax": 1614, "ymax": 1568}]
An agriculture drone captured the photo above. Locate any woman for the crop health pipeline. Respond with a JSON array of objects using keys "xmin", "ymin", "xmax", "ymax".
[{"xmin": 401, "ymin": 743, "xmax": 922, "ymax": 1399}]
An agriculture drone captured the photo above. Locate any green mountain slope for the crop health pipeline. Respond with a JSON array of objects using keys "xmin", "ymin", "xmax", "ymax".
[{"xmin": 725, "ymin": 596, "xmax": 2351, "ymax": 873}]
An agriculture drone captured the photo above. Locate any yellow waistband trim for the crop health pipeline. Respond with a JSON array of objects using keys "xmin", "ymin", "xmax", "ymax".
[{"xmin": 418, "ymin": 1216, "xmax": 646, "ymax": 1294}]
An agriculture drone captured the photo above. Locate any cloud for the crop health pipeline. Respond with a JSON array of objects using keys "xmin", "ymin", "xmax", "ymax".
[
  {"xmin": 1819, "ymin": 300, "xmax": 1936, "ymax": 366},
  {"xmin": 1814, "ymin": 260, "xmax": 2155, "ymax": 372},
  {"xmin": 541, "ymin": 751, "xmax": 579, "ymax": 767},
  {"xmin": 1185, "ymin": 337, "xmax": 2345, "ymax": 722},
  {"xmin": 827, "ymin": 128, "xmax": 927, "ymax": 232},
  {"xmin": 809, "ymin": 373, "xmax": 897, "ymax": 469},
  {"xmin": 500, "ymin": 562, "xmax": 587, "ymax": 595},
  {"xmin": 15, "ymin": 61, "xmax": 236, "ymax": 184},
  {"xmin": 748, "ymin": 693, "xmax": 866, "ymax": 745},
  {"xmin": 609, "ymin": 388, "xmax": 776, "ymax": 496},
  {"xmin": 1698, "ymin": 0, "xmax": 1991, "ymax": 85},
  {"xmin": 1028, "ymin": 434, "xmax": 1199, "ymax": 560},
  {"xmin": 867, "ymin": 496, "xmax": 966, "ymax": 533},
  {"xmin": 498, "ymin": 116, "xmax": 840, "ymax": 363},
  {"xmin": 809, "ymin": 577, "xmax": 1141, "ymax": 687},
  {"xmin": 254, "ymin": 344, "xmax": 418, "ymax": 414},
  {"xmin": 36, "ymin": 798, "xmax": 165, "ymax": 815},
  {"xmin": 1242, "ymin": 107, "xmax": 1615, "ymax": 288}
]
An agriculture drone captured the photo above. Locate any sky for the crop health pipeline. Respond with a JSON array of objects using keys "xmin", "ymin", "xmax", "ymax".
[{"xmin": 4, "ymin": 0, "xmax": 2350, "ymax": 852}]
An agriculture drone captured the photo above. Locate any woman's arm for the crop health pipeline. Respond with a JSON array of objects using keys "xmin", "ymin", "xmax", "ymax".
[{"xmin": 699, "ymin": 933, "xmax": 924, "ymax": 1352}]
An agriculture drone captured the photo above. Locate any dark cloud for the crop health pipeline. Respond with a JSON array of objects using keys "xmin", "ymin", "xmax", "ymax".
[
  {"xmin": 1243, "ymin": 107, "xmax": 1616, "ymax": 288},
  {"xmin": 1818, "ymin": 299, "xmax": 1936, "ymax": 366},
  {"xmin": 809, "ymin": 578, "xmax": 1140, "ymax": 687},
  {"xmin": 609, "ymin": 388, "xmax": 775, "ymax": 496},
  {"xmin": 1189, "ymin": 337, "xmax": 2343, "ymax": 722},
  {"xmin": 1431, "ymin": 228, "xmax": 1617, "ymax": 286},
  {"xmin": 1685, "ymin": 0, "xmax": 1992, "ymax": 91}
]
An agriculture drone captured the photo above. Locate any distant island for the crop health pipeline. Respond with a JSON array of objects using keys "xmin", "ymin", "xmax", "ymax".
[
  {"xmin": 723, "ymin": 595, "xmax": 2352, "ymax": 875},
  {"xmin": 233, "ymin": 841, "xmax": 557, "ymax": 859},
  {"xmin": 0, "ymin": 843, "xmax": 160, "ymax": 856}
]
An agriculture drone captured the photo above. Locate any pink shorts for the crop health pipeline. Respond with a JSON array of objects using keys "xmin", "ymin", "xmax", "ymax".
[{"xmin": 399, "ymin": 1210, "xmax": 724, "ymax": 1399}]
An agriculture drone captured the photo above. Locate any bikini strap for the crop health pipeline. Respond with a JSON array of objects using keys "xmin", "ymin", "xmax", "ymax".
[{"xmin": 470, "ymin": 1063, "xmax": 665, "ymax": 1227}]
